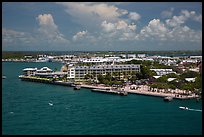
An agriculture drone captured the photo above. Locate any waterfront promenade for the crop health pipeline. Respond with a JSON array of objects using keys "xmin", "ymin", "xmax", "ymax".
[
  {"xmin": 124, "ymin": 85, "xmax": 198, "ymax": 99},
  {"xmin": 19, "ymin": 76, "xmax": 198, "ymax": 99},
  {"xmin": 80, "ymin": 84, "xmax": 198, "ymax": 99}
]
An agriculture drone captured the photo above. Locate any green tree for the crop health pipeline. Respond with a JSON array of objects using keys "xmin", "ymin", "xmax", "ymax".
[
  {"xmin": 98, "ymin": 74, "xmax": 105, "ymax": 83},
  {"xmin": 156, "ymin": 75, "xmax": 168, "ymax": 83}
]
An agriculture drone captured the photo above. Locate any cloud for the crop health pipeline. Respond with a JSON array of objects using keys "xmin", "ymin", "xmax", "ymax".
[
  {"xmin": 161, "ymin": 7, "xmax": 174, "ymax": 18},
  {"xmin": 140, "ymin": 19, "xmax": 168, "ymax": 40},
  {"xmin": 193, "ymin": 14, "xmax": 202, "ymax": 23},
  {"xmin": 36, "ymin": 14, "xmax": 69, "ymax": 44},
  {"xmin": 128, "ymin": 12, "xmax": 141, "ymax": 21},
  {"xmin": 101, "ymin": 20, "xmax": 137, "ymax": 41},
  {"xmin": 138, "ymin": 18, "xmax": 201, "ymax": 42},
  {"xmin": 56, "ymin": 2, "xmax": 128, "ymax": 29},
  {"xmin": 168, "ymin": 26, "xmax": 202, "ymax": 42},
  {"xmin": 2, "ymin": 28, "xmax": 35, "ymax": 45},
  {"xmin": 165, "ymin": 10, "xmax": 202, "ymax": 27},
  {"xmin": 73, "ymin": 30, "xmax": 88, "ymax": 41},
  {"xmin": 101, "ymin": 21, "xmax": 116, "ymax": 32}
]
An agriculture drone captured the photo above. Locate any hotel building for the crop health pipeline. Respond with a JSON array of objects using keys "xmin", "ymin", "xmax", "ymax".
[{"xmin": 67, "ymin": 64, "xmax": 140, "ymax": 79}]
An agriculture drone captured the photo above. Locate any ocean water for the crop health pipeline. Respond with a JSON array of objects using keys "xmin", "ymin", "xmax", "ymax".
[{"xmin": 2, "ymin": 62, "xmax": 202, "ymax": 135}]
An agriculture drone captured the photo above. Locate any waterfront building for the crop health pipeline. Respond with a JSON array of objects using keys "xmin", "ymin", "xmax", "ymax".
[
  {"xmin": 22, "ymin": 67, "xmax": 67, "ymax": 78},
  {"xmin": 67, "ymin": 64, "xmax": 140, "ymax": 79},
  {"xmin": 23, "ymin": 68, "xmax": 38, "ymax": 76}
]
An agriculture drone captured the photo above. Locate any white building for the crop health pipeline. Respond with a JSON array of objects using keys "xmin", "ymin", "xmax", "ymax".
[
  {"xmin": 150, "ymin": 69, "xmax": 176, "ymax": 76},
  {"xmin": 137, "ymin": 54, "xmax": 146, "ymax": 58},
  {"xmin": 127, "ymin": 54, "xmax": 136, "ymax": 59},
  {"xmin": 67, "ymin": 64, "xmax": 140, "ymax": 79},
  {"xmin": 185, "ymin": 78, "xmax": 196, "ymax": 82}
]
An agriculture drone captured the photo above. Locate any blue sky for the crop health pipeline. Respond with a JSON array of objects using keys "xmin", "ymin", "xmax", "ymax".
[{"xmin": 2, "ymin": 2, "xmax": 202, "ymax": 51}]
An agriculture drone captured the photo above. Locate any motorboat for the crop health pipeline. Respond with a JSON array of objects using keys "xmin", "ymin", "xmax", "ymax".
[
  {"xmin": 163, "ymin": 96, "xmax": 173, "ymax": 102},
  {"xmin": 179, "ymin": 106, "xmax": 189, "ymax": 110},
  {"xmin": 48, "ymin": 102, "xmax": 53, "ymax": 106},
  {"xmin": 74, "ymin": 85, "xmax": 81, "ymax": 90},
  {"xmin": 2, "ymin": 76, "xmax": 6, "ymax": 79}
]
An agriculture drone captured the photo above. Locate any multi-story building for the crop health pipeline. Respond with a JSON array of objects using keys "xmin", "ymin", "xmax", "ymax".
[{"xmin": 67, "ymin": 64, "xmax": 140, "ymax": 79}]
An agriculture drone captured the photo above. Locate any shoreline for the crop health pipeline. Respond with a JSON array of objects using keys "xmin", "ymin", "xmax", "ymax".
[
  {"xmin": 80, "ymin": 83, "xmax": 198, "ymax": 100},
  {"xmin": 19, "ymin": 76, "xmax": 199, "ymax": 100}
]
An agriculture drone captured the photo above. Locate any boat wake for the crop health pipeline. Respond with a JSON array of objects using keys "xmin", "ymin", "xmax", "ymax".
[
  {"xmin": 179, "ymin": 106, "xmax": 202, "ymax": 112},
  {"xmin": 188, "ymin": 108, "xmax": 202, "ymax": 112}
]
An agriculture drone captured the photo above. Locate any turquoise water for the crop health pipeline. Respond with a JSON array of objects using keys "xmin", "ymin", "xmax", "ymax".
[{"xmin": 2, "ymin": 62, "xmax": 202, "ymax": 135}]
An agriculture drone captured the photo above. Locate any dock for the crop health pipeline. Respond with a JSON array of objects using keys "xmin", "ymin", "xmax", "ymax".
[
  {"xmin": 91, "ymin": 88, "xmax": 128, "ymax": 96},
  {"xmin": 19, "ymin": 75, "xmax": 73, "ymax": 86}
]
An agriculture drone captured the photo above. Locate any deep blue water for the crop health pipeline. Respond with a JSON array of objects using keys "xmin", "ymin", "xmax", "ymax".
[{"xmin": 2, "ymin": 62, "xmax": 202, "ymax": 135}]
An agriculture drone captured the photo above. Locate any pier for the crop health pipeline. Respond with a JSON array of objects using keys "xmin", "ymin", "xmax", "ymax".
[
  {"xmin": 91, "ymin": 88, "xmax": 128, "ymax": 96},
  {"xmin": 19, "ymin": 75, "xmax": 73, "ymax": 86}
]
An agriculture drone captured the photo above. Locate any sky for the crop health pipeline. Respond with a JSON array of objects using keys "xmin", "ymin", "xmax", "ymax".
[{"xmin": 2, "ymin": 2, "xmax": 202, "ymax": 51}]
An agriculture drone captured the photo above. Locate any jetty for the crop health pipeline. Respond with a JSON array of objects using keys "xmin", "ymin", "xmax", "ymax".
[
  {"xmin": 91, "ymin": 88, "xmax": 128, "ymax": 96},
  {"xmin": 19, "ymin": 75, "xmax": 73, "ymax": 86}
]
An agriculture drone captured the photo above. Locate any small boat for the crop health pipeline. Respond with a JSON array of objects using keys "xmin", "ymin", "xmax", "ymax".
[
  {"xmin": 48, "ymin": 102, "xmax": 53, "ymax": 106},
  {"xmin": 117, "ymin": 91, "xmax": 128, "ymax": 96},
  {"xmin": 179, "ymin": 106, "xmax": 189, "ymax": 110},
  {"xmin": 2, "ymin": 76, "xmax": 6, "ymax": 79},
  {"xmin": 74, "ymin": 85, "xmax": 81, "ymax": 90},
  {"xmin": 164, "ymin": 96, "xmax": 173, "ymax": 102}
]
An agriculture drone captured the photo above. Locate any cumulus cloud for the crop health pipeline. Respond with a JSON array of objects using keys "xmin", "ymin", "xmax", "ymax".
[
  {"xmin": 2, "ymin": 28, "xmax": 35, "ymax": 44},
  {"xmin": 36, "ymin": 14, "xmax": 69, "ymax": 44},
  {"xmin": 138, "ymin": 18, "xmax": 201, "ymax": 42},
  {"xmin": 193, "ymin": 14, "xmax": 202, "ymax": 23},
  {"xmin": 101, "ymin": 20, "xmax": 137, "ymax": 41},
  {"xmin": 128, "ymin": 12, "xmax": 141, "ymax": 21},
  {"xmin": 165, "ymin": 10, "xmax": 202, "ymax": 27},
  {"xmin": 56, "ymin": 2, "xmax": 128, "ymax": 29},
  {"xmin": 73, "ymin": 30, "xmax": 88, "ymax": 41},
  {"xmin": 161, "ymin": 7, "xmax": 174, "ymax": 18},
  {"xmin": 168, "ymin": 26, "xmax": 202, "ymax": 42},
  {"xmin": 140, "ymin": 19, "xmax": 168, "ymax": 40},
  {"xmin": 101, "ymin": 21, "xmax": 116, "ymax": 32}
]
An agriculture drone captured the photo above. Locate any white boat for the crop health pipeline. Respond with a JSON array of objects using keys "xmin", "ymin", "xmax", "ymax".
[
  {"xmin": 35, "ymin": 57, "xmax": 49, "ymax": 62},
  {"xmin": 2, "ymin": 76, "xmax": 6, "ymax": 79},
  {"xmin": 48, "ymin": 103, "xmax": 53, "ymax": 106},
  {"xmin": 164, "ymin": 96, "xmax": 173, "ymax": 102},
  {"xmin": 179, "ymin": 106, "xmax": 189, "ymax": 110}
]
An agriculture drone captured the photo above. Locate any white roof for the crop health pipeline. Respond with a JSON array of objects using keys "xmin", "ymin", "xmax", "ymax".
[
  {"xmin": 153, "ymin": 76, "xmax": 161, "ymax": 79},
  {"xmin": 167, "ymin": 78, "xmax": 177, "ymax": 82},
  {"xmin": 37, "ymin": 67, "xmax": 52, "ymax": 71},
  {"xmin": 23, "ymin": 68, "xmax": 37, "ymax": 71},
  {"xmin": 185, "ymin": 78, "xmax": 196, "ymax": 82}
]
